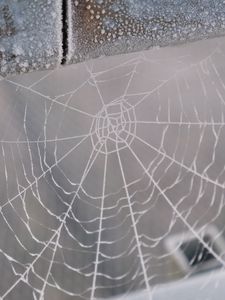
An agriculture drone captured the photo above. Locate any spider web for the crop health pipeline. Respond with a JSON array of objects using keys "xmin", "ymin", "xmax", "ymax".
[{"xmin": 0, "ymin": 34, "xmax": 225, "ymax": 300}]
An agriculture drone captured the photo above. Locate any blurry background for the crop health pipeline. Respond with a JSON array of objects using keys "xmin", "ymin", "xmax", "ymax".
[{"xmin": 0, "ymin": 34, "xmax": 225, "ymax": 299}]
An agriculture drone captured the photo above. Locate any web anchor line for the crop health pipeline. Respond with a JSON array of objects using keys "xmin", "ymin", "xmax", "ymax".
[{"xmin": 116, "ymin": 139, "xmax": 152, "ymax": 300}]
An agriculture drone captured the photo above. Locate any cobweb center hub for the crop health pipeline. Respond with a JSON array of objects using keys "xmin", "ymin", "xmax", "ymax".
[{"xmin": 91, "ymin": 100, "xmax": 136, "ymax": 154}]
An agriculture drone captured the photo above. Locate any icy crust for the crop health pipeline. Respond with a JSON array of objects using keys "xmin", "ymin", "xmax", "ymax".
[
  {"xmin": 0, "ymin": 0, "xmax": 62, "ymax": 77},
  {"xmin": 67, "ymin": 0, "xmax": 225, "ymax": 64}
]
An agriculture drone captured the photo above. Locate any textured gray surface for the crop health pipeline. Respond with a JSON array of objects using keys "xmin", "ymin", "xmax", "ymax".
[
  {"xmin": 67, "ymin": 0, "xmax": 225, "ymax": 63},
  {"xmin": 0, "ymin": 0, "xmax": 62, "ymax": 76},
  {"xmin": 2, "ymin": 1, "xmax": 225, "ymax": 76}
]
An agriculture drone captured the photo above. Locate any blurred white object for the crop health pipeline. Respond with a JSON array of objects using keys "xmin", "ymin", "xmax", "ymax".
[{"xmin": 106, "ymin": 270, "xmax": 225, "ymax": 300}]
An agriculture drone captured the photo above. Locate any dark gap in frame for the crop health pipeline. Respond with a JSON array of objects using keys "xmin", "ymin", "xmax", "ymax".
[{"xmin": 61, "ymin": 0, "xmax": 68, "ymax": 64}]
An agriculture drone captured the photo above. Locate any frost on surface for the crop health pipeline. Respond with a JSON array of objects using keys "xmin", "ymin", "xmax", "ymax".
[
  {"xmin": 0, "ymin": 32, "xmax": 225, "ymax": 299},
  {"xmin": 68, "ymin": 0, "xmax": 225, "ymax": 64},
  {"xmin": 2, "ymin": 0, "xmax": 225, "ymax": 77},
  {"xmin": 0, "ymin": 0, "xmax": 62, "ymax": 76}
]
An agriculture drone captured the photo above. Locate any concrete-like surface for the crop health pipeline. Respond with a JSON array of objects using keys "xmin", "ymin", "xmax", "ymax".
[
  {"xmin": 0, "ymin": 0, "xmax": 62, "ymax": 76},
  {"xmin": 68, "ymin": 0, "xmax": 225, "ymax": 64}
]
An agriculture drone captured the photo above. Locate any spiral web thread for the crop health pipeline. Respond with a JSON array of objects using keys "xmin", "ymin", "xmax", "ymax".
[{"xmin": 0, "ymin": 35, "xmax": 225, "ymax": 300}]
